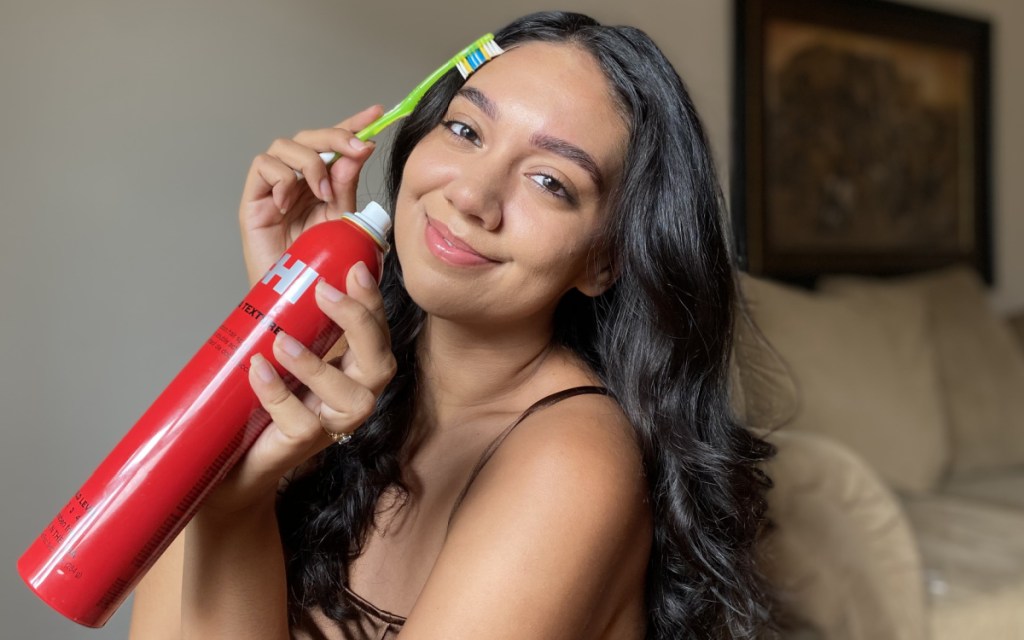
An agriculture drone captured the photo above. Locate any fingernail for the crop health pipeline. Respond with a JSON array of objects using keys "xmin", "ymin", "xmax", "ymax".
[
  {"xmin": 317, "ymin": 279, "xmax": 345, "ymax": 302},
  {"xmin": 251, "ymin": 354, "xmax": 277, "ymax": 383},
  {"xmin": 319, "ymin": 178, "xmax": 334, "ymax": 203},
  {"xmin": 277, "ymin": 332, "xmax": 305, "ymax": 358},
  {"xmin": 350, "ymin": 137, "xmax": 368, "ymax": 151},
  {"xmin": 353, "ymin": 262, "xmax": 375, "ymax": 289}
]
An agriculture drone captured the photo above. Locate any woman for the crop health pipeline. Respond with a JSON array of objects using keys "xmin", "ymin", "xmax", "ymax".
[{"xmin": 130, "ymin": 11, "xmax": 776, "ymax": 640}]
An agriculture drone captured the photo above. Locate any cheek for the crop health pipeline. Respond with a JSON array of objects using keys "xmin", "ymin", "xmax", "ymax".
[
  {"xmin": 392, "ymin": 195, "xmax": 421, "ymax": 278},
  {"xmin": 392, "ymin": 145, "xmax": 438, "ymax": 257},
  {"xmin": 399, "ymin": 133, "xmax": 457, "ymax": 196},
  {"xmin": 513, "ymin": 230, "xmax": 595, "ymax": 292}
]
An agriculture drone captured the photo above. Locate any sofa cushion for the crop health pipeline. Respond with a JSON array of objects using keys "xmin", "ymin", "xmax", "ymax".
[
  {"xmin": 900, "ymin": 495, "xmax": 1024, "ymax": 640},
  {"xmin": 1010, "ymin": 311, "xmax": 1024, "ymax": 351},
  {"xmin": 941, "ymin": 467, "xmax": 1024, "ymax": 510},
  {"xmin": 738, "ymin": 274, "xmax": 948, "ymax": 493},
  {"xmin": 820, "ymin": 267, "xmax": 1024, "ymax": 477},
  {"xmin": 759, "ymin": 430, "xmax": 927, "ymax": 640}
]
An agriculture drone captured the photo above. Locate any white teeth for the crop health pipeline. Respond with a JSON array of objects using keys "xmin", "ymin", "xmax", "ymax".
[{"xmin": 444, "ymin": 237, "xmax": 454, "ymax": 247}]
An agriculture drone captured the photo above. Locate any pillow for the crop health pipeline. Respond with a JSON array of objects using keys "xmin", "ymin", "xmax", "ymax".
[
  {"xmin": 758, "ymin": 429, "xmax": 928, "ymax": 640},
  {"xmin": 820, "ymin": 266, "xmax": 1024, "ymax": 477},
  {"xmin": 1010, "ymin": 313, "xmax": 1024, "ymax": 350},
  {"xmin": 737, "ymin": 274, "xmax": 948, "ymax": 493}
]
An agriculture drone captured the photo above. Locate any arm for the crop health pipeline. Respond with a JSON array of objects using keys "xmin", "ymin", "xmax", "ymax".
[
  {"xmin": 399, "ymin": 395, "xmax": 652, "ymax": 639},
  {"xmin": 180, "ymin": 500, "xmax": 289, "ymax": 639},
  {"xmin": 129, "ymin": 106, "xmax": 388, "ymax": 639},
  {"xmin": 129, "ymin": 530, "xmax": 184, "ymax": 640},
  {"xmin": 173, "ymin": 258, "xmax": 392, "ymax": 639}
]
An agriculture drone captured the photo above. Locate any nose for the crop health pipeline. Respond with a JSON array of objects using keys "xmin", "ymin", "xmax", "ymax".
[{"xmin": 441, "ymin": 156, "xmax": 503, "ymax": 231}]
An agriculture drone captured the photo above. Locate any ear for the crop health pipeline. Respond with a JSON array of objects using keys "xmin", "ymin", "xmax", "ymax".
[{"xmin": 574, "ymin": 254, "xmax": 617, "ymax": 298}]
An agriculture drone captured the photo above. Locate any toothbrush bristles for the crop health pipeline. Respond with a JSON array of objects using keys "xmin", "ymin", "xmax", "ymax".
[{"xmin": 455, "ymin": 38, "xmax": 506, "ymax": 79}]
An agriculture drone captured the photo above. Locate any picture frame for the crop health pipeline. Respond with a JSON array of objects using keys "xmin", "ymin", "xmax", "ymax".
[{"xmin": 732, "ymin": 0, "xmax": 992, "ymax": 283}]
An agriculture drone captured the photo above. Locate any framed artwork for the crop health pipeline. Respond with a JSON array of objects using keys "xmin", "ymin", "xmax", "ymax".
[{"xmin": 732, "ymin": 0, "xmax": 992, "ymax": 282}]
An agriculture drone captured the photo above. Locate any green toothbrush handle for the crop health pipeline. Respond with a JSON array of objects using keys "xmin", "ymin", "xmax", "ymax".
[
  {"xmin": 317, "ymin": 101, "xmax": 410, "ymax": 168},
  {"xmin": 318, "ymin": 33, "xmax": 499, "ymax": 169}
]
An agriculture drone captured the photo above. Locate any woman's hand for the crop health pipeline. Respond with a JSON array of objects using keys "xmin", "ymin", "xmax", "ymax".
[
  {"xmin": 239, "ymin": 105, "xmax": 385, "ymax": 286},
  {"xmin": 201, "ymin": 260, "xmax": 396, "ymax": 517}
]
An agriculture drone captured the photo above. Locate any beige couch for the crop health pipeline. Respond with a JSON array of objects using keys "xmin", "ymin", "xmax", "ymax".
[{"xmin": 733, "ymin": 266, "xmax": 1024, "ymax": 640}]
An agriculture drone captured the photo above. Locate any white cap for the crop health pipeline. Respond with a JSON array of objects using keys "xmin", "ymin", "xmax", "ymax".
[
  {"xmin": 347, "ymin": 201, "xmax": 392, "ymax": 246},
  {"xmin": 359, "ymin": 201, "xmax": 392, "ymax": 236}
]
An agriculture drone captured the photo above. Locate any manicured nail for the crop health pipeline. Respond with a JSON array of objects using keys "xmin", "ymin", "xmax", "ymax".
[
  {"xmin": 317, "ymin": 279, "xmax": 345, "ymax": 302},
  {"xmin": 350, "ymin": 137, "xmax": 368, "ymax": 151},
  {"xmin": 277, "ymin": 332, "xmax": 304, "ymax": 358},
  {"xmin": 353, "ymin": 262, "xmax": 375, "ymax": 289},
  {"xmin": 319, "ymin": 178, "xmax": 334, "ymax": 203},
  {"xmin": 251, "ymin": 354, "xmax": 276, "ymax": 383}
]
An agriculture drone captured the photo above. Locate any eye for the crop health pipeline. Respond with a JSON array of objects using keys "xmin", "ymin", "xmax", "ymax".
[
  {"xmin": 441, "ymin": 120, "xmax": 481, "ymax": 146},
  {"xmin": 529, "ymin": 173, "xmax": 576, "ymax": 204}
]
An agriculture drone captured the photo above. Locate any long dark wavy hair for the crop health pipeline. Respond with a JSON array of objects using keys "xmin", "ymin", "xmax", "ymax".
[{"xmin": 277, "ymin": 11, "xmax": 777, "ymax": 639}]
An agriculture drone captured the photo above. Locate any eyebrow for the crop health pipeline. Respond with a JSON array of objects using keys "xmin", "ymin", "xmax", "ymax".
[
  {"xmin": 454, "ymin": 87, "xmax": 606, "ymax": 192},
  {"xmin": 458, "ymin": 86, "xmax": 499, "ymax": 120},
  {"xmin": 529, "ymin": 134, "xmax": 605, "ymax": 193}
]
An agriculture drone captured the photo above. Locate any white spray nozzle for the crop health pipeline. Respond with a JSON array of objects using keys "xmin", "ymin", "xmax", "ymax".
[
  {"xmin": 344, "ymin": 201, "xmax": 392, "ymax": 249},
  {"xmin": 359, "ymin": 201, "xmax": 392, "ymax": 236}
]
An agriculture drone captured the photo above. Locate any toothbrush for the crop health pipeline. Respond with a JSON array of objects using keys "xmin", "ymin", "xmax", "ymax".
[{"xmin": 318, "ymin": 33, "xmax": 505, "ymax": 167}]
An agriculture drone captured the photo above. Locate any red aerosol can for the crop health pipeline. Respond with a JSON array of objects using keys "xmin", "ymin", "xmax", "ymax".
[{"xmin": 17, "ymin": 202, "xmax": 392, "ymax": 627}]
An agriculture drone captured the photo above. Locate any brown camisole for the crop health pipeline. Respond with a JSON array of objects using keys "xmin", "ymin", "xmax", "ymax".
[{"xmin": 291, "ymin": 386, "xmax": 610, "ymax": 640}]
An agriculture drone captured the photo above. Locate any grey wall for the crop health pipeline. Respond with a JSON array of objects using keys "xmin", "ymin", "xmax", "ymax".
[{"xmin": 1, "ymin": 1, "xmax": 1019, "ymax": 638}]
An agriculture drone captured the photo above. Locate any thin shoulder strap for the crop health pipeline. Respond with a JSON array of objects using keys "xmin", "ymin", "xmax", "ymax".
[{"xmin": 446, "ymin": 386, "xmax": 610, "ymax": 528}]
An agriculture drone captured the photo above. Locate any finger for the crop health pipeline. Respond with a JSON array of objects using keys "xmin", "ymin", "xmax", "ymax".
[
  {"xmin": 294, "ymin": 103, "xmax": 384, "ymax": 165},
  {"xmin": 353, "ymin": 262, "xmax": 388, "ymax": 331},
  {"xmin": 315, "ymin": 400, "xmax": 358, "ymax": 444},
  {"xmin": 292, "ymin": 125, "xmax": 374, "ymax": 161},
  {"xmin": 271, "ymin": 331, "xmax": 378, "ymax": 426},
  {"xmin": 246, "ymin": 153, "xmax": 301, "ymax": 215},
  {"xmin": 291, "ymin": 128, "xmax": 376, "ymax": 215},
  {"xmin": 326, "ymin": 151, "xmax": 375, "ymax": 217},
  {"xmin": 245, "ymin": 353, "xmax": 326, "ymax": 475},
  {"xmin": 266, "ymin": 137, "xmax": 334, "ymax": 203},
  {"xmin": 318, "ymin": 266, "xmax": 389, "ymax": 339},
  {"xmin": 333, "ymin": 104, "xmax": 386, "ymax": 132},
  {"xmin": 316, "ymin": 271, "xmax": 395, "ymax": 393}
]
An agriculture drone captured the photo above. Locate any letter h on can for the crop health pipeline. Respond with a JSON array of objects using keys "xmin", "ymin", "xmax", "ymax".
[{"xmin": 261, "ymin": 253, "xmax": 319, "ymax": 303}]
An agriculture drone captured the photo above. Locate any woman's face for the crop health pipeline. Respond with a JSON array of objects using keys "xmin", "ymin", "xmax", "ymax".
[{"xmin": 393, "ymin": 41, "xmax": 628, "ymax": 329}]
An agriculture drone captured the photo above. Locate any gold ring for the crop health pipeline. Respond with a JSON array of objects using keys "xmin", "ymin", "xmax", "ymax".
[{"xmin": 318, "ymin": 406, "xmax": 353, "ymax": 444}]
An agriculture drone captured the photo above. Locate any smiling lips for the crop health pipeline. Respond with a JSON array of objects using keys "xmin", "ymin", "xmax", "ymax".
[{"xmin": 424, "ymin": 216, "xmax": 497, "ymax": 266}]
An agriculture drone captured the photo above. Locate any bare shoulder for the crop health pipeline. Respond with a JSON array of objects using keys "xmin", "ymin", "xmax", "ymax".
[
  {"xmin": 486, "ymin": 391, "xmax": 647, "ymax": 506},
  {"xmin": 486, "ymin": 390, "xmax": 651, "ymax": 555},
  {"xmin": 402, "ymin": 392, "xmax": 652, "ymax": 639}
]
